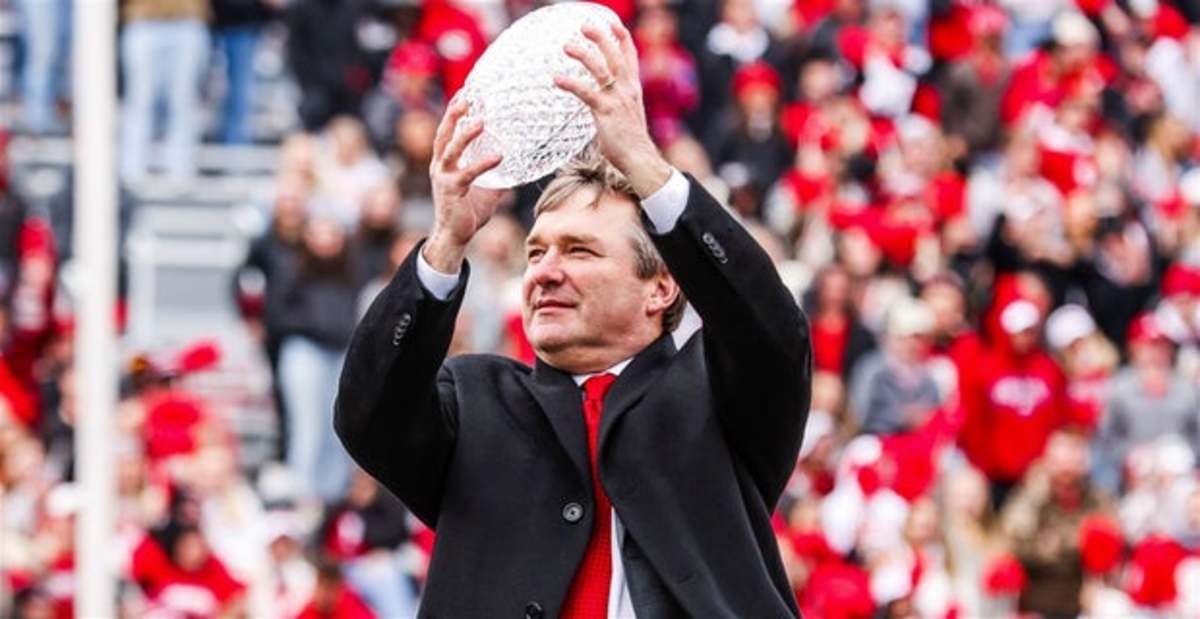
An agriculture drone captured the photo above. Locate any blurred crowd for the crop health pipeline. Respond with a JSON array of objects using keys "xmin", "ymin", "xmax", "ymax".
[{"xmin": 3, "ymin": 0, "xmax": 1200, "ymax": 617}]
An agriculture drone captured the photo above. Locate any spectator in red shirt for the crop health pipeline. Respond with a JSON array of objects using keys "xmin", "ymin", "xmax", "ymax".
[
  {"xmin": 1001, "ymin": 11, "xmax": 1111, "ymax": 128},
  {"xmin": 961, "ymin": 298, "xmax": 1068, "ymax": 506},
  {"xmin": 803, "ymin": 264, "xmax": 876, "ymax": 381},
  {"xmin": 635, "ymin": 5, "xmax": 699, "ymax": 145},
  {"xmin": 131, "ymin": 523, "xmax": 246, "ymax": 618},
  {"xmin": 295, "ymin": 559, "xmax": 375, "ymax": 619}
]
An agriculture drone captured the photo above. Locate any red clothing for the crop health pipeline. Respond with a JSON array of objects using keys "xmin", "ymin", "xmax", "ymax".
[
  {"xmin": 295, "ymin": 584, "xmax": 376, "ymax": 619},
  {"xmin": 415, "ymin": 0, "xmax": 487, "ymax": 99},
  {"xmin": 928, "ymin": 2, "xmax": 975, "ymax": 62},
  {"xmin": 1074, "ymin": 0, "xmax": 1110, "ymax": 15},
  {"xmin": 938, "ymin": 330, "xmax": 986, "ymax": 397},
  {"xmin": 1148, "ymin": 4, "xmax": 1190, "ymax": 40},
  {"xmin": 960, "ymin": 347, "xmax": 1068, "ymax": 482},
  {"xmin": 1001, "ymin": 51, "xmax": 1116, "ymax": 126},
  {"xmin": 910, "ymin": 82, "xmax": 942, "ymax": 123},
  {"xmin": 780, "ymin": 102, "xmax": 822, "ymax": 150},
  {"xmin": 638, "ymin": 44, "xmax": 699, "ymax": 144},
  {"xmin": 587, "ymin": 0, "xmax": 635, "ymax": 24},
  {"xmin": 1126, "ymin": 535, "xmax": 1189, "ymax": 607},
  {"xmin": 837, "ymin": 25, "xmax": 904, "ymax": 70},
  {"xmin": 1065, "ymin": 370, "xmax": 1109, "ymax": 431},
  {"xmin": 799, "ymin": 561, "xmax": 875, "ymax": 619},
  {"xmin": 131, "ymin": 536, "xmax": 245, "ymax": 617},
  {"xmin": 0, "ymin": 357, "xmax": 36, "ymax": 425},
  {"xmin": 504, "ymin": 312, "xmax": 536, "ymax": 365},
  {"xmin": 141, "ymin": 390, "xmax": 211, "ymax": 462},
  {"xmin": 830, "ymin": 196, "xmax": 931, "ymax": 267},
  {"xmin": 1038, "ymin": 130, "xmax": 1098, "ymax": 196},
  {"xmin": 2, "ymin": 217, "xmax": 59, "ymax": 425},
  {"xmin": 323, "ymin": 510, "xmax": 368, "ymax": 561},
  {"xmin": 792, "ymin": 0, "xmax": 835, "ymax": 32},
  {"xmin": 925, "ymin": 171, "xmax": 967, "ymax": 222},
  {"xmin": 811, "ymin": 315, "xmax": 849, "ymax": 375},
  {"xmin": 778, "ymin": 169, "xmax": 837, "ymax": 212}
]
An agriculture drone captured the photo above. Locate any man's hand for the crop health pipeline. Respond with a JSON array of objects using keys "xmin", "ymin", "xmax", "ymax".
[
  {"xmin": 424, "ymin": 98, "xmax": 506, "ymax": 273},
  {"xmin": 555, "ymin": 23, "xmax": 672, "ymax": 198}
]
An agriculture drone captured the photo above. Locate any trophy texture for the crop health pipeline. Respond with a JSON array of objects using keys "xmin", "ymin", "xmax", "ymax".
[{"xmin": 456, "ymin": 2, "xmax": 621, "ymax": 188}]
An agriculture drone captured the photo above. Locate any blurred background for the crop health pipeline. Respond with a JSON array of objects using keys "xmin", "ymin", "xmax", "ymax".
[{"xmin": 1, "ymin": 0, "xmax": 1200, "ymax": 617}]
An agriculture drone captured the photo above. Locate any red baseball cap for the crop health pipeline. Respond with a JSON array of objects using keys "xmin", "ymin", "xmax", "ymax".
[
  {"xmin": 1127, "ymin": 312, "xmax": 1171, "ymax": 345},
  {"xmin": 733, "ymin": 61, "xmax": 781, "ymax": 99}
]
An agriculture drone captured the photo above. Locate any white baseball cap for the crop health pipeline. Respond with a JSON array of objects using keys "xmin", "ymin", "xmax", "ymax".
[
  {"xmin": 886, "ymin": 298, "xmax": 936, "ymax": 337},
  {"xmin": 1000, "ymin": 299, "xmax": 1041, "ymax": 334},
  {"xmin": 1053, "ymin": 11, "xmax": 1099, "ymax": 47},
  {"xmin": 1046, "ymin": 304, "xmax": 1097, "ymax": 351}
]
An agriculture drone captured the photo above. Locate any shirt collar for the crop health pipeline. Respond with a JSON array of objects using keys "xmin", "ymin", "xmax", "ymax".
[{"xmin": 571, "ymin": 357, "xmax": 634, "ymax": 387}]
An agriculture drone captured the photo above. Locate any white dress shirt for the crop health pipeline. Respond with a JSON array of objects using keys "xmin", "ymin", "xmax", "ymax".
[{"xmin": 416, "ymin": 169, "xmax": 691, "ymax": 618}]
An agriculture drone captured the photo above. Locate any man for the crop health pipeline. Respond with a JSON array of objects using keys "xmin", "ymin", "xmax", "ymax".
[
  {"xmin": 1096, "ymin": 312, "xmax": 1200, "ymax": 491},
  {"xmin": 334, "ymin": 21, "xmax": 811, "ymax": 619},
  {"xmin": 848, "ymin": 297, "xmax": 942, "ymax": 435}
]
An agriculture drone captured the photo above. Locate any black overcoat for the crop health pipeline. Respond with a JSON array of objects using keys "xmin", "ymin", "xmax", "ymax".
[{"xmin": 335, "ymin": 175, "xmax": 812, "ymax": 618}]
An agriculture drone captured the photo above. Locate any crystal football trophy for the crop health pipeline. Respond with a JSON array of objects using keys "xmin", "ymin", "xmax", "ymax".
[{"xmin": 455, "ymin": 3, "xmax": 622, "ymax": 189}]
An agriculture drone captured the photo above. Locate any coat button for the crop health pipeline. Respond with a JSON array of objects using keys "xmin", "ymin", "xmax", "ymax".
[
  {"xmin": 562, "ymin": 502, "xmax": 584, "ymax": 523},
  {"xmin": 392, "ymin": 313, "xmax": 413, "ymax": 346},
  {"xmin": 524, "ymin": 601, "xmax": 544, "ymax": 619}
]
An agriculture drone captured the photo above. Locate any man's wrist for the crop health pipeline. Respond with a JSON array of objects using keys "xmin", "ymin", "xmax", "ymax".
[
  {"xmin": 421, "ymin": 232, "xmax": 467, "ymax": 275},
  {"xmin": 615, "ymin": 141, "xmax": 673, "ymax": 199}
]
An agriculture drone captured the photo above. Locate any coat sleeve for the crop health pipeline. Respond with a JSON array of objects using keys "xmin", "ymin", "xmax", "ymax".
[
  {"xmin": 649, "ymin": 174, "xmax": 812, "ymax": 506},
  {"xmin": 333, "ymin": 242, "xmax": 465, "ymax": 527}
]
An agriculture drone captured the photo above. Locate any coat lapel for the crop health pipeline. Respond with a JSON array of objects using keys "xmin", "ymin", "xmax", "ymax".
[
  {"xmin": 598, "ymin": 334, "xmax": 676, "ymax": 456},
  {"xmin": 520, "ymin": 360, "xmax": 590, "ymax": 487}
]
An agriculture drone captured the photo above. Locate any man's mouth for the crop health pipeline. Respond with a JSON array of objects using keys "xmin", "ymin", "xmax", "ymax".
[{"xmin": 534, "ymin": 299, "xmax": 576, "ymax": 311}]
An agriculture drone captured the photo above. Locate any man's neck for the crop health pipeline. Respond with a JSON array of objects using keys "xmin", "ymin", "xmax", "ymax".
[
  {"xmin": 537, "ymin": 332, "xmax": 664, "ymax": 376},
  {"xmin": 571, "ymin": 357, "xmax": 635, "ymax": 386}
]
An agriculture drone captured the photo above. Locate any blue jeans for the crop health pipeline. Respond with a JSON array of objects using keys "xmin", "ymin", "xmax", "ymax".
[
  {"xmin": 17, "ymin": 0, "xmax": 70, "ymax": 133},
  {"xmin": 278, "ymin": 336, "xmax": 351, "ymax": 503},
  {"xmin": 119, "ymin": 19, "xmax": 209, "ymax": 181},
  {"xmin": 214, "ymin": 26, "xmax": 259, "ymax": 144},
  {"xmin": 1006, "ymin": 18, "xmax": 1053, "ymax": 58},
  {"xmin": 344, "ymin": 551, "xmax": 420, "ymax": 618}
]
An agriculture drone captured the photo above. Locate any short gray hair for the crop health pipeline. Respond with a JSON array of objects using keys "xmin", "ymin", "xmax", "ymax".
[{"xmin": 532, "ymin": 153, "xmax": 687, "ymax": 332}]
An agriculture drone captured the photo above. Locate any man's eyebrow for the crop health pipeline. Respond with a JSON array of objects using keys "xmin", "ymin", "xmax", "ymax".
[
  {"xmin": 560, "ymin": 233, "xmax": 599, "ymax": 245},
  {"xmin": 524, "ymin": 232, "xmax": 600, "ymax": 247}
]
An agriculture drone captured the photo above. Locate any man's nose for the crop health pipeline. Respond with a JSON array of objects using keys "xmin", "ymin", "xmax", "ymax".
[{"xmin": 528, "ymin": 250, "xmax": 565, "ymax": 287}]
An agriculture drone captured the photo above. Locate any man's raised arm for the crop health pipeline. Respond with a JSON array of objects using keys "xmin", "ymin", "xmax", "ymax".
[
  {"xmin": 557, "ymin": 23, "xmax": 812, "ymax": 505},
  {"xmin": 333, "ymin": 101, "xmax": 505, "ymax": 526}
]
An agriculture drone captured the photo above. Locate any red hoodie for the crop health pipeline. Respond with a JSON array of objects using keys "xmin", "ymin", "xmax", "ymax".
[
  {"xmin": 960, "ymin": 344, "xmax": 1068, "ymax": 482},
  {"xmin": 130, "ymin": 535, "xmax": 245, "ymax": 617}
]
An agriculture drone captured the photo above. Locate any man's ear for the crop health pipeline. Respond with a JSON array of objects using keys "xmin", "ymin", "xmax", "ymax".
[{"xmin": 646, "ymin": 271, "xmax": 679, "ymax": 318}]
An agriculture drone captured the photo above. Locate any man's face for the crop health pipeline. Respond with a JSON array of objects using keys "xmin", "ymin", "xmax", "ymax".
[{"xmin": 522, "ymin": 190, "xmax": 669, "ymax": 370}]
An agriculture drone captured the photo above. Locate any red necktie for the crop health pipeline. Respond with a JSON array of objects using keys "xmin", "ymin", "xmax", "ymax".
[{"xmin": 562, "ymin": 373, "xmax": 618, "ymax": 619}]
